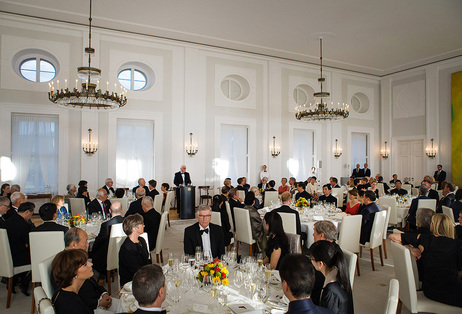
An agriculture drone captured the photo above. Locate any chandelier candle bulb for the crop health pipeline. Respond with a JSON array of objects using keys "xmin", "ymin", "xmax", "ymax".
[
  {"xmin": 57, "ymin": 80, "xmax": 59, "ymax": 90},
  {"xmin": 65, "ymin": 79, "xmax": 68, "ymax": 90}
]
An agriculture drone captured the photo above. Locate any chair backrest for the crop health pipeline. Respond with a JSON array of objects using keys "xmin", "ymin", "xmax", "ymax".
[
  {"xmin": 411, "ymin": 187, "xmax": 419, "ymax": 196},
  {"xmin": 342, "ymin": 248, "xmax": 358, "ymax": 289},
  {"xmin": 153, "ymin": 195, "xmax": 163, "ymax": 215},
  {"xmin": 0, "ymin": 229, "xmax": 14, "ymax": 277},
  {"xmin": 154, "ymin": 211, "xmax": 169, "ymax": 255},
  {"xmin": 379, "ymin": 198, "xmax": 398, "ymax": 225},
  {"xmin": 233, "ymin": 207, "xmax": 255, "ymax": 244},
  {"xmin": 442, "ymin": 205, "xmax": 455, "ymax": 223},
  {"xmin": 69, "ymin": 198, "xmax": 86, "ymax": 217},
  {"xmin": 384, "ymin": 279, "xmax": 399, "ymax": 314},
  {"xmin": 417, "ymin": 199, "xmax": 437, "ymax": 211},
  {"xmin": 286, "ymin": 233, "xmax": 301, "ymax": 254},
  {"xmin": 107, "ymin": 223, "xmax": 126, "ymax": 271},
  {"xmin": 390, "ymin": 242, "xmax": 418, "ymax": 313},
  {"xmin": 30, "ymin": 231, "xmax": 65, "ymax": 283},
  {"xmin": 368, "ymin": 211, "xmax": 387, "ymax": 248},
  {"xmin": 263, "ymin": 191, "xmax": 279, "ymax": 207},
  {"xmin": 380, "ymin": 206, "xmax": 391, "ymax": 240},
  {"xmin": 338, "ymin": 215, "xmax": 362, "ymax": 254},
  {"xmin": 38, "ymin": 255, "xmax": 56, "ymax": 299},
  {"xmin": 211, "ymin": 211, "xmax": 222, "ymax": 226},
  {"xmin": 332, "ymin": 188, "xmax": 343, "ymax": 197},
  {"xmin": 402, "ymin": 184, "xmax": 412, "ymax": 195},
  {"xmin": 110, "ymin": 198, "xmax": 129, "ymax": 213},
  {"xmin": 376, "ymin": 183, "xmax": 385, "ymax": 197},
  {"xmin": 335, "ymin": 194, "xmax": 344, "ymax": 208},
  {"xmin": 238, "ymin": 190, "xmax": 245, "ymax": 201},
  {"xmin": 431, "ymin": 183, "xmax": 438, "ymax": 191},
  {"xmin": 34, "ymin": 286, "xmax": 55, "ymax": 314},
  {"xmin": 163, "ymin": 191, "xmax": 175, "ymax": 213},
  {"xmin": 225, "ymin": 201, "xmax": 234, "ymax": 232},
  {"xmin": 140, "ymin": 232, "xmax": 150, "ymax": 254},
  {"xmin": 278, "ymin": 212, "xmax": 297, "ymax": 234}
]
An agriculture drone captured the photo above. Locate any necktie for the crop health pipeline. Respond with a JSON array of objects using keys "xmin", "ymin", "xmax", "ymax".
[
  {"xmin": 200, "ymin": 228, "xmax": 209, "ymax": 235},
  {"xmin": 102, "ymin": 201, "xmax": 107, "ymax": 219}
]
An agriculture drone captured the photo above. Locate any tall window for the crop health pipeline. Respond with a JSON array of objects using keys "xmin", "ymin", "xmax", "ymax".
[
  {"xmin": 11, "ymin": 114, "xmax": 59, "ymax": 194},
  {"xmin": 116, "ymin": 119, "xmax": 154, "ymax": 188},
  {"xmin": 351, "ymin": 132, "xmax": 369, "ymax": 168},
  {"xmin": 220, "ymin": 125, "xmax": 248, "ymax": 184},
  {"xmin": 291, "ymin": 129, "xmax": 314, "ymax": 181}
]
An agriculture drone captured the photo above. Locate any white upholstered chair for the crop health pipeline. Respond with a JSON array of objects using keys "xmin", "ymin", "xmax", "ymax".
[
  {"xmin": 106, "ymin": 223, "xmax": 125, "ymax": 295},
  {"xmin": 163, "ymin": 191, "xmax": 175, "ymax": 227},
  {"xmin": 234, "ymin": 207, "xmax": 256, "ymax": 256},
  {"xmin": 38, "ymin": 255, "xmax": 55, "ymax": 299},
  {"xmin": 238, "ymin": 190, "xmax": 245, "ymax": 201},
  {"xmin": 342, "ymin": 249, "xmax": 358, "ymax": 289},
  {"xmin": 278, "ymin": 212, "xmax": 297, "ymax": 234},
  {"xmin": 360, "ymin": 210, "xmax": 386, "ymax": 271},
  {"xmin": 379, "ymin": 197, "xmax": 399, "ymax": 227},
  {"xmin": 225, "ymin": 201, "xmax": 234, "ymax": 233},
  {"xmin": 152, "ymin": 211, "xmax": 169, "ymax": 264},
  {"xmin": 383, "ymin": 279, "xmax": 399, "ymax": 314},
  {"xmin": 402, "ymin": 184, "xmax": 412, "ymax": 195},
  {"xmin": 110, "ymin": 197, "xmax": 128, "ymax": 212},
  {"xmin": 211, "ymin": 211, "xmax": 222, "ymax": 226},
  {"xmin": 379, "ymin": 205, "xmax": 391, "ymax": 259},
  {"xmin": 377, "ymin": 183, "xmax": 385, "ymax": 197},
  {"xmin": 153, "ymin": 194, "xmax": 163, "ymax": 215},
  {"xmin": 263, "ymin": 191, "xmax": 279, "ymax": 208},
  {"xmin": 286, "ymin": 233, "xmax": 301, "ymax": 254},
  {"xmin": 442, "ymin": 205, "xmax": 455, "ymax": 224},
  {"xmin": 69, "ymin": 198, "xmax": 86, "ymax": 217},
  {"xmin": 338, "ymin": 215, "xmax": 362, "ymax": 275},
  {"xmin": 417, "ymin": 199, "xmax": 437, "ymax": 211},
  {"xmin": 34, "ymin": 286, "xmax": 55, "ymax": 314},
  {"xmin": 140, "ymin": 232, "xmax": 150, "ymax": 254}
]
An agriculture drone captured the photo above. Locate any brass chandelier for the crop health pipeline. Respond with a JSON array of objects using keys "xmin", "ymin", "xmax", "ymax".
[
  {"xmin": 48, "ymin": 0, "xmax": 127, "ymax": 110},
  {"xmin": 295, "ymin": 38, "xmax": 349, "ymax": 121}
]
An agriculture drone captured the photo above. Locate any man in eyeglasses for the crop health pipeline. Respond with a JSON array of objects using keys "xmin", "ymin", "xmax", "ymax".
[{"xmin": 183, "ymin": 204, "xmax": 225, "ymax": 259}]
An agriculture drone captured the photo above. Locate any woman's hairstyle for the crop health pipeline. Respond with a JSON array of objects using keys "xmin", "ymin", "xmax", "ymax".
[
  {"xmin": 432, "ymin": 213, "xmax": 454, "ymax": 239},
  {"xmin": 1, "ymin": 183, "xmax": 10, "ymax": 195},
  {"xmin": 264, "ymin": 211, "xmax": 289, "ymax": 248},
  {"xmin": 52, "ymin": 249, "xmax": 88, "ymax": 288},
  {"xmin": 244, "ymin": 191, "xmax": 255, "ymax": 205},
  {"xmin": 78, "ymin": 180, "xmax": 88, "ymax": 187},
  {"xmin": 309, "ymin": 240, "xmax": 351, "ymax": 294},
  {"xmin": 123, "ymin": 213, "xmax": 144, "ymax": 236},
  {"xmin": 115, "ymin": 188, "xmax": 125, "ymax": 198},
  {"xmin": 161, "ymin": 183, "xmax": 170, "ymax": 190},
  {"xmin": 348, "ymin": 189, "xmax": 358, "ymax": 197},
  {"xmin": 224, "ymin": 178, "xmax": 231, "ymax": 186},
  {"xmin": 77, "ymin": 186, "xmax": 88, "ymax": 195},
  {"xmin": 51, "ymin": 195, "xmax": 65, "ymax": 206},
  {"xmin": 369, "ymin": 178, "xmax": 377, "ymax": 184}
]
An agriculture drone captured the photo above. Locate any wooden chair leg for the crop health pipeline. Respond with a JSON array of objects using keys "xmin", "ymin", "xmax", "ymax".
[
  {"xmin": 370, "ymin": 248, "xmax": 375, "ymax": 271},
  {"xmin": 160, "ymin": 250, "xmax": 164, "ymax": 263},
  {"xmin": 7, "ymin": 277, "xmax": 13, "ymax": 308},
  {"xmin": 167, "ymin": 212, "xmax": 170, "ymax": 227},
  {"xmin": 249, "ymin": 244, "xmax": 253, "ymax": 256},
  {"xmin": 355, "ymin": 254, "xmax": 360, "ymax": 276},
  {"xmin": 236, "ymin": 241, "xmax": 240, "ymax": 253},
  {"xmin": 156, "ymin": 253, "xmax": 160, "ymax": 264},
  {"xmin": 31, "ymin": 282, "xmax": 36, "ymax": 314},
  {"xmin": 397, "ymin": 299, "xmax": 403, "ymax": 314},
  {"xmin": 107, "ymin": 270, "xmax": 112, "ymax": 295},
  {"xmin": 383, "ymin": 239, "xmax": 388, "ymax": 259},
  {"xmin": 359, "ymin": 246, "xmax": 363, "ymax": 258},
  {"xmin": 379, "ymin": 245, "xmax": 384, "ymax": 266}
]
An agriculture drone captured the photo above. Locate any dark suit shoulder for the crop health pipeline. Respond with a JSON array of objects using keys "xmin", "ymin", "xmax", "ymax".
[{"xmin": 33, "ymin": 222, "xmax": 68, "ymax": 233}]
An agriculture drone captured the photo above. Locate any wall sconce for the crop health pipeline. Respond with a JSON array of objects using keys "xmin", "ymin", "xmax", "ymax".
[
  {"xmin": 186, "ymin": 132, "xmax": 198, "ymax": 156},
  {"xmin": 270, "ymin": 136, "xmax": 281, "ymax": 157},
  {"xmin": 82, "ymin": 128, "xmax": 98, "ymax": 155},
  {"xmin": 380, "ymin": 141, "xmax": 390, "ymax": 159},
  {"xmin": 333, "ymin": 139, "xmax": 342, "ymax": 158},
  {"xmin": 426, "ymin": 138, "xmax": 437, "ymax": 158}
]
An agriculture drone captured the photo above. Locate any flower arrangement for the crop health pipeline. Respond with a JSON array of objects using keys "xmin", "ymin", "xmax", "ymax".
[
  {"xmin": 197, "ymin": 259, "xmax": 229, "ymax": 286},
  {"xmin": 295, "ymin": 197, "xmax": 309, "ymax": 208},
  {"xmin": 395, "ymin": 195, "xmax": 408, "ymax": 203},
  {"xmin": 69, "ymin": 214, "xmax": 86, "ymax": 227}
]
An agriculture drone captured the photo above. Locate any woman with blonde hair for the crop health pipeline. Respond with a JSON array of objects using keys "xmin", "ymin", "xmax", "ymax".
[
  {"xmin": 368, "ymin": 179, "xmax": 380, "ymax": 198},
  {"xmin": 389, "ymin": 213, "xmax": 462, "ymax": 307},
  {"xmin": 51, "ymin": 195, "xmax": 69, "ymax": 218}
]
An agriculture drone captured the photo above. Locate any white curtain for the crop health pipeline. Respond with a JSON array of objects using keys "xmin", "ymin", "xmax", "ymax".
[
  {"xmin": 292, "ymin": 129, "xmax": 314, "ymax": 181},
  {"xmin": 116, "ymin": 119, "xmax": 154, "ymax": 188},
  {"xmin": 220, "ymin": 125, "xmax": 248, "ymax": 184},
  {"xmin": 351, "ymin": 132, "xmax": 368, "ymax": 168},
  {"xmin": 11, "ymin": 114, "xmax": 59, "ymax": 194}
]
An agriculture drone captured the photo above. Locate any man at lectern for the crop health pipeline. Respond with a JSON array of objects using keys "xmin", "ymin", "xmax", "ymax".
[{"xmin": 174, "ymin": 165, "xmax": 192, "ymax": 214}]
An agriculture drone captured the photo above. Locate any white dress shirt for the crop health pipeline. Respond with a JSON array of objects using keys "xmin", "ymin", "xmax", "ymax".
[
  {"xmin": 306, "ymin": 182, "xmax": 318, "ymax": 195},
  {"xmin": 200, "ymin": 225, "xmax": 211, "ymax": 254},
  {"xmin": 97, "ymin": 198, "xmax": 107, "ymax": 219}
]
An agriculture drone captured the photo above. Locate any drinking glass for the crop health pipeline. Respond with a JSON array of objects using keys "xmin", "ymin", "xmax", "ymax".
[
  {"xmin": 195, "ymin": 246, "xmax": 202, "ymax": 265},
  {"xmin": 233, "ymin": 270, "xmax": 244, "ymax": 289},
  {"xmin": 256, "ymin": 253, "xmax": 264, "ymax": 268},
  {"xmin": 203, "ymin": 250, "xmax": 212, "ymax": 263}
]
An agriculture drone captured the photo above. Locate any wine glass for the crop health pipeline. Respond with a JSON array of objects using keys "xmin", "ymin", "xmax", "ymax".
[
  {"xmin": 233, "ymin": 270, "xmax": 244, "ymax": 289},
  {"xmin": 203, "ymin": 250, "xmax": 212, "ymax": 263},
  {"xmin": 195, "ymin": 246, "xmax": 202, "ymax": 266},
  {"xmin": 256, "ymin": 253, "xmax": 264, "ymax": 268}
]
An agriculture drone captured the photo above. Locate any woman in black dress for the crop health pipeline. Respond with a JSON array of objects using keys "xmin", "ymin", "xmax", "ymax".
[
  {"xmin": 263, "ymin": 211, "xmax": 289, "ymax": 270},
  {"xmin": 119, "ymin": 213, "xmax": 150, "ymax": 286},
  {"xmin": 390, "ymin": 213, "xmax": 462, "ymax": 308},
  {"xmin": 76, "ymin": 186, "xmax": 91, "ymax": 208},
  {"xmin": 52, "ymin": 249, "xmax": 93, "ymax": 314}
]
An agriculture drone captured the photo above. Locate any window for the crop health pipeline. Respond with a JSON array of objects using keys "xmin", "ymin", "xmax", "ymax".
[
  {"xmin": 293, "ymin": 84, "xmax": 315, "ymax": 106},
  {"xmin": 220, "ymin": 75, "xmax": 250, "ymax": 100},
  {"xmin": 11, "ymin": 114, "xmax": 59, "ymax": 194},
  {"xmin": 220, "ymin": 125, "xmax": 248, "ymax": 184},
  {"xmin": 351, "ymin": 92, "xmax": 370, "ymax": 113},
  {"xmin": 116, "ymin": 119, "xmax": 154, "ymax": 188},
  {"xmin": 292, "ymin": 129, "xmax": 314, "ymax": 181},
  {"xmin": 19, "ymin": 58, "xmax": 56, "ymax": 82},
  {"xmin": 118, "ymin": 69, "xmax": 147, "ymax": 91},
  {"xmin": 351, "ymin": 132, "xmax": 369, "ymax": 168}
]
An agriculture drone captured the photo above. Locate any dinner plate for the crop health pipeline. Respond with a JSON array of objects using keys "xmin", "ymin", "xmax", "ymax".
[{"xmin": 267, "ymin": 291, "xmax": 289, "ymax": 309}]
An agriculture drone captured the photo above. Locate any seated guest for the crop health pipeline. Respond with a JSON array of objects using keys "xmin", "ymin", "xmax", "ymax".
[
  {"xmin": 318, "ymin": 185, "xmax": 337, "ymax": 207},
  {"xmin": 114, "ymin": 188, "xmax": 125, "ymax": 199},
  {"xmin": 91, "ymin": 202, "xmax": 124, "ymax": 278},
  {"xmin": 377, "ymin": 176, "xmax": 390, "ymax": 194},
  {"xmin": 289, "ymin": 177, "xmax": 297, "ymax": 195},
  {"xmin": 403, "ymin": 177, "xmax": 414, "ymax": 188},
  {"xmin": 51, "ymin": 195, "xmax": 70, "ymax": 219},
  {"xmin": 274, "ymin": 192, "xmax": 306, "ymax": 242},
  {"xmin": 456, "ymin": 211, "xmax": 462, "ymax": 242},
  {"xmin": 421, "ymin": 179, "xmax": 439, "ymax": 201},
  {"xmin": 87, "ymin": 189, "xmax": 112, "ymax": 220},
  {"xmin": 65, "ymin": 227, "xmax": 89, "ymax": 251},
  {"xmin": 243, "ymin": 192, "xmax": 267, "ymax": 252},
  {"xmin": 310, "ymin": 241, "xmax": 354, "ymax": 314},
  {"xmin": 160, "ymin": 183, "xmax": 169, "ymax": 206},
  {"xmin": 450, "ymin": 189, "xmax": 462, "ymax": 222},
  {"xmin": 352, "ymin": 178, "xmax": 361, "ymax": 190},
  {"xmin": 389, "ymin": 214, "xmax": 462, "ymax": 308},
  {"xmin": 141, "ymin": 196, "xmax": 161, "ymax": 250},
  {"xmin": 407, "ymin": 185, "xmax": 430, "ymax": 229},
  {"xmin": 279, "ymin": 254, "xmax": 333, "ymax": 314},
  {"xmin": 125, "ymin": 187, "xmax": 146, "ymax": 217},
  {"xmin": 211, "ymin": 187, "xmax": 233, "ymax": 247},
  {"xmin": 236, "ymin": 177, "xmax": 248, "ymax": 194},
  {"xmin": 51, "ymin": 250, "xmax": 93, "ymax": 314},
  {"xmin": 258, "ymin": 177, "xmax": 269, "ymax": 191},
  {"xmin": 329, "ymin": 177, "xmax": 341, "ymax": 189},
  {"xmin": 1, "ymin": 183, "xmax": 11, "ymax": 197},
  {"xmin": 389, "ymin": 174, "xmax": 398, "ymax": 185},
  {"xmin": 147, "ymin": 179, "xmax": 159, "ymax": 199},
  {"xmin": 368, "ymin": 179, "xmax": 380, "ymax": 198},
  {"xmin": 132, "ymin": 264, "xmax": 167, "ymax": 313},
  {"xmin": 119, "ymin": 214, "xmax": 150, "ymax": 287},
  {"xmin": 223, "ymin": 178, "xmax": 234, "ymax": 189},
  {"xmin": 76, "ymin": 186, "xmax": 91, "ymax": 207},
  {"xmin": 357, "ymin": 177, "xmax": 371, "ymax": 191},
  {"xmin": 359, "ymin": 191, "xmax": 381, "ymax": 245},
  {"xmin": 263, "ymin": 211, "xmax": 289, "ymax": 270},
  {"xmin": 78, "ymin": 180, "xmax": 90, "ymax": 198},
  {"xmin": 437, "ymin": 182, "xmax": 456, "ymax": 213},
  {"xmin": 306, "ymin": 177, "xmax": 318, "ymax": 198},
  {"xmin": 6, "ymin": 201, "xmax": 35, "ymax": 295},
  {"xmin": 242, "ymin": 177, "xmax": 251, "ymax": 192},
  {"xmin": 389, "ymin": 180, "xmax": 407, "ymax": 196},
  {"xmin": 184, "ymin": 205, "xmax": 225, "ymax": 258},
  {"xmin": 262, "ymin": 180, "xmax": 277, "ymax": 205},
  {"xmin": 0, "ymin": 196, "xmax": 10, "ymax": 228},
  {"xmin": 132, "ymin": 178, "xmax": 150, "ymax": 195},
  {"xmin": 250, "ymin": 186, "xmax": 262, "ymax": 209},
  {"xmin": 4, "ymin": 191, "xmax": 26, "ymax": 220},
  {"xmin": 228, "ymin": 188, "xmax": 244, "ymax": 227},
  {"xmin": 65, "ymin": 184, "xmax": 77, "ymax": 199},
  {"xmin": 345, "ymin": 190, "xmax": 360, "ymax": 215},
  {"xmin": 33, "ymin": 202, "xmax": 69, "ymax": 233},
  {"xmin": 295, "ymin": 181, "xmax": 312, "ymax": 202},
  {"xmin": 102, "ymin": 178, "xmax": 115, "ymax": 196},
  {"xmin": 278, "ymin": 178, "xmax": 290, "ymax": 195},
  {"xmin": 10, "ymin": 184, "xmax": 21, "ymax": 193}
]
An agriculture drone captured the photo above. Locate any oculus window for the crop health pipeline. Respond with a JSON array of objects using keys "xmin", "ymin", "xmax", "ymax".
[{"xmin": 19, "ymin": 58, "xmax": 56, "ymax": 82}]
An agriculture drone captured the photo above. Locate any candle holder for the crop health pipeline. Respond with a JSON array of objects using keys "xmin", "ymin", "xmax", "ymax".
[{"xmin": 82, "ymin": 128, "xmax": 98, "ymax": 155}]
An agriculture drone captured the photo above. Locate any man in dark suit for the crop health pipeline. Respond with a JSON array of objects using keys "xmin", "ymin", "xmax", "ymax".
[
  {"xmin": 273, "ymin": 192, "xmax": 305, "ymax": 241},
  {"xmin": 3, "ymin": 191, "xmax": 26, "ymax": 220},
  {"xmin": 242, "ymin": 177, "xmax": 251, "ymax": 192},
  {"xmin": 132, "ymin": 264, "xmax": 166, "ymax": 314},
  {"xmin": 363, "ymin": 163, "xmax": 371, "ymax": 178},
  {"xmin": 329, "ymin": 177, "xmax": 341, "ymax": 189},
  {"xmin": 357, "ymin": 177, "xmax": 371, "ymax": 192},
  {"xmin": 351, "ymin": 164, "xmax": 364, "ymax": 178},
  {"xmin": 147, "ymin": 179, "xmax": 160, "ymax": 199},
  {"xmin": 212, "ymin": 187, "xmax": 233, "ymax": 246},
  {"xmin": 236, "ymin": 177, "xmax": 248, "ymax": 194},
  {"xmin": 101, "ymin": 178, "xmax": 115, "ymax": 196},
  {"xmin": 32, "ymin": 202, "xmax": 69, "ymax": 233},
  {"xmin": 295, "ymin": 182, "xmax": 312, "ymax": 202},
  {"xmin": 318, "ymin": 184, "xmax": 338, "ymax": 206},
  {"xmin": 87, "ymin": 189, "xmax": 112, "ymax": 219},
  {"xmin": 437, "ymin": 182, "xmax": 456, "ymax": 213},
  {"xmin": 407, "ymin": 185, "xmax": 429, "ymax": 229},
  {"xmin": 377, "ymin": 176, "xmax": 390, "ymax": 194},
  {"xmin": 258, "ymin": 177, "xmax": 268, "ymax": 191},
  {"xmin": 228, "ymin": 188, "xmax": 244, "ymax": 227},
  {"xmin": 421, "ymin": 179, "xmax": 439, "ymax": 201},
  {"xmin": 173, "ymin": 165, "xmax": 192, "ymax": 213},
  {"xmin": 141, "ymin": 196, "xmax": 161, "ymax": 250},
  {"xmin": 132, "ymin": 178, "xmax": 150, "ymax": 195},
  {"xmin": 184, "ymin": 205, "xmax": 225, "ymax": 258},
  {"xmin": 91, "ymin": 201, "xmax": 124, "ymax": 277},
  {"xmin": 434, "ymin": 164, "xmax": 447, "ymax": 190},
  {"xmin": 0, "ymin": 196, "xmax": 10, "ymax": 228},
  {"xmin": 389, "ymin": 180, "xmax": 408, "ymax": 196},
  {"xmin": 360, "ymin": 191, "xmax": 381, "ymax": 244},
  {"xmin": 125, "ymin": 187, "xmax": 146, "ymax": 217},
  {"xmin": 389, "ymin": 174, "xmax": 398, "ymax": 185}
]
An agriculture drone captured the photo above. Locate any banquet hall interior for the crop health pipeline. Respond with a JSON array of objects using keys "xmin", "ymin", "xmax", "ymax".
[{"xmin": 0, "ymin": 0, "xmax": 462, "ymax": 313}]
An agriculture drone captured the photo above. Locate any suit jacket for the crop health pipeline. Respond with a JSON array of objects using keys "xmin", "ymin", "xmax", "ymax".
[
  {"xmin": 0, "ymin": 216, "xmax": 6, "ymax": 229},
  {"xmin": 437, "ymin": 192, "xmax": 455, "ymax": 213},
  {"xmin": 351, "ymin": 168, "xmax": 364, "ymax": 178},
  {"xmin": 78, "ymin": 277, "xmax": 107, "ymax": 310},
  {"xmin": 125, "ymin": 198, "xmax": 144, "ymax": 217},
  {"xmin": 212, "ymin": 195, "xmax": 233, "ymax": 246},
  {"xmin": 273, "ymin": 205, "xmax": 302, "ymax": 235},
  {"xmin": 183, "ymin": 222, "xmax": 225, "ymax": 258},
  {"xmin": 147, "ymin": 189, "xmax": 160, "ymax": 200},
  {"xmin": 428, "ymin": 189, "xmax": 439, "ymax": 201},
  {"xmin": 173, "ymin": 171, "xmax": 191, "ymax": 187},
  {"xmin": 132, "ymin": 185, "xmax": 150, "ymax": 195},
  {"xmin": 286, "ymin": 298, "xmax": 334, "ymax": 314},
  {"xmin": 360, "ymin": 202, "xmax": 381, "ymax": 244},
  {"xmin": 434, "ymin": 170, "xmax": 446, "ymax": 189},
  {"xmin": 143, "ymin": 208, "xmax": 161, "ymax": 250},
  {"xmin": 3, "ymin": 205, "xmax": 18, "ymax": 220},
  {"xmin": 119, "ymin": 237, "xmax": 150, "ymax": 287},
  {"xmin": 32, "ymin": 221, "xmax": 68, "ymax": 233},
  {"xmin": 243, "ymin": 205, "xmax": 266, "ymax": 243},
  {"xmin": 318, "ymin": 194, "xmax": 338, "ymax": 207},
  {"xmin": 450, "ymin": 200, "xmax": 462, "ymax": 222},
  {"xmin": 257, "ymin": 183, "xmax": 267, "ymax": 190},
  {"xmin": 133, "ymin": 309, "xmax": 166, "ymax": 314},
  {"xmin": 102, "ymin": 186, "xmax": 115, "ymax": 195},
  {"xmin": 91, "ymin": 215, "xmax": 124, "ymax": 273},
  {"xmin": 6, "ymin": 213, "xmax": 34, "ymax": 266},
  {"xmin": 295, "ymin": 190, "xmax": 312, "ymax": 201},
  {"xmin": 389, "ymin": 188, "xmax": 408, "ymax": 196},
  {"xmin": 236, "ymin": 185, "xmax": 248, "ymax": 194},
  {"xmin": 363, "ymin": 168, "xmax": 371, "ymax": 177},
  {"xmin": 87, "ymin": 198, "xmax": 112, "ymax": 219},
  {"xmin": 407, "ymin": 195, "xmax": 429, "ymax": 227}
]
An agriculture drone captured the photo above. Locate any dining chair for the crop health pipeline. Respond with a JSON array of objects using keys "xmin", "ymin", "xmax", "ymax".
[
  {"xmin": 0, "ymin": 229, "xmax": 32, "ymax": 308},
  {"xmin": 383, "ymin": 279, "xmax": 399, "ymax": 314},
  {"xmin": 110, "ymin": 197, "xmax": 128, "ymax": 212},
  {"xmin": 233, "ymin": 207, "xmax": 256, "ymax": 256},
  {"xmin": 411, "ymin": 188, "xmax": 419, "ymax": 197},
  {"xmin": 163, "ymin": 191, "xmax": 175, "ymax": 227},
  {"xmin": 238, "ymin": 190, "xmax": 245, "ymax": 201},
  {"xmin": 431, "ymin": 183, "xmax": 438, "ymax": 191},
  {"xmin": 198, "ymin": 186, "xmax": 213, "ymax": 205},
  {"xmin": 417, "ymin": 199, "xmax": 437, "ymax": 211},
  {"xmin": 286, "ymin": 233, "xmax": 301, "ymax": 254},
  {"xmin": 442, "ymin": 205, "xmax": 455, "ymax": 224},
  {"xmin": 338, "ymin": 215, "xmax": 362, "ymax": 276},
  {"xmin": 390, "ymin": 242, "xmax": 460, "ymax": 313},
  {"xmin": 38, "ymin": 255, "xmax": 56, "ymax": 299},
  {"xmin": 152, "ymin": 211, "xmax": 169, "ymax": 264},
  {"xmin": 342, "ymin": 249, "xmax": 357, "ymax": 289},
  {"xmin": 225, "ymin": 201, "xmax": 235, "ymax": 233},
  {"xmin": 140, "ymin": 232, "xmax": 150, "ymax": 255},
  {"xmin": 29, "ymin": 231, "xmax": 65, "ymax": 313},
  {"xmin": 360, "ymin": 210, "xmax": 386, "ymax": 271},
  {"xmin": 211, "ymin": 211, "xmax": 222, "ymax": 226},
  {"xmin": 402, "ymin": 184, "xmax": 412, "ymax": 195},
  {"xmin": 69, "ymin": 198, "xmax": 86, "ymax": 218},
  {"xmin": 331, "ymin": 187, "xmax": 343, "ymax": 197},
  {"xmin": 376, "ymin": 183, "xmax": 385, "ymax": 197},
  {"xmin": 34, "ymin": 286, "xmax": 55, "ymax": 314},
  {"xmin": 278, "ymin": 212, "xmax": 297, "ymax": 234},
  {"xmin": 379, "ymin": 197, "xmax": 399, "ymax": 227},
  {"xmin": 106, "ymin": 223, "xmax": 126, "ymax": 295},
  {"xmin": 263, "ymin": 191, "xmax": 279, "ymax": 208},
  {"xmin": 153, "ymin": 194, "xmax": 163, "ymax": 215},
  {"xmin": 379, "ymin": 205, "xmax": 391, "ymax": 259}
]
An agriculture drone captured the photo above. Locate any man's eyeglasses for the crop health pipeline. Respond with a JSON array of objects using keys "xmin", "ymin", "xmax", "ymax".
[{"xmin": 198, "ymin": 215, "xmax": 211, "ymax": 218}]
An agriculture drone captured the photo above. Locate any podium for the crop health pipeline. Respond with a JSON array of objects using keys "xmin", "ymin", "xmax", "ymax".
[{"xmin": 179, "ymin": 186, "xmax": 195, "ymax": 219}]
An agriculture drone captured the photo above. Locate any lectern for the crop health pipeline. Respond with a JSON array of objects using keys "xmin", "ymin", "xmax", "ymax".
[{"xmin": 179, "ymin": 186, "xmax": 195, "ymax": 219}]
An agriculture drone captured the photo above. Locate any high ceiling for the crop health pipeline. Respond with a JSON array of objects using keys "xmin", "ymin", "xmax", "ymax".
[{"xmin": 1, "ymin": 0, "xmax": 461, "ymax": 76}]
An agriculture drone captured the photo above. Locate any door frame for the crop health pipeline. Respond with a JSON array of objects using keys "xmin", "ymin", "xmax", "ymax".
[{"xmin": 391, "ymin": 135, "xmax": 425, "ymax": 181}]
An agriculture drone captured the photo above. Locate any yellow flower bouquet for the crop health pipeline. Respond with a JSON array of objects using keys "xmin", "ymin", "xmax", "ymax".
[
  {"xmin": 69, "ymin": 214, "xmax": 86, "ymax": 227},
  {"xmin": 295, "ymin": 197, "xmax": 309, "ymax": 208},
  {"xmin": 197, "ymin": 258, "xmax": 229, "ymax": 286}
]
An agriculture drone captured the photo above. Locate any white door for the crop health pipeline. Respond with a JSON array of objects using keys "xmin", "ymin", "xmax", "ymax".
[{"xmin": 397, "ymin": 139, "xmax": 424, "ymax": 185}]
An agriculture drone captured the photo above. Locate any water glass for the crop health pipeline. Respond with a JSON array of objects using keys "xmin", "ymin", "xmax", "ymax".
[{"xmin": 233, "ymin": 270, "xmax": 244, "ymax": 288}]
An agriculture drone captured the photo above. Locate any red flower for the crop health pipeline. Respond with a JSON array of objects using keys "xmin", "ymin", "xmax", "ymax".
[
  {"xmin": 221, "ymin": 272, "xmax": 226, "ymax": 279},
  {"xmin": 215, "ymin": 266, "xmax": 220, "ymax": 273}
]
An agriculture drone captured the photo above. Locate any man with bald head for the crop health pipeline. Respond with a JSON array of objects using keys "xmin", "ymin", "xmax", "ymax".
[
  {"xmin": 125, "ymin": 187, "xmax": 146, "ymax": 217},
  {"xmin": 132, "ymin": 178, "xmax": 150, "ymax": 195},
  {"xmin": 141, "ymin": 196, "xmax": 161, "ymax": 249},
  {"xmin": 87, "ymin": 188, "xmax": 112, "ymax": 220},
  {"xmin": 174, "ymin": 165, "xmax": 192, "ymax": 214}
]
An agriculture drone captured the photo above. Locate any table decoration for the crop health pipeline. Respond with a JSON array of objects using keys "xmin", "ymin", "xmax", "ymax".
[
  {"xmin": 197, "ymin": 258, "xmax": 229, "ymax": 286},
  {"xmin": 69, "ymin": 214, "xmax": 86, "ymax": 227},
  {"xmin": 295, "ymin": 197, "xmax": 309, "ymax": 208}
]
